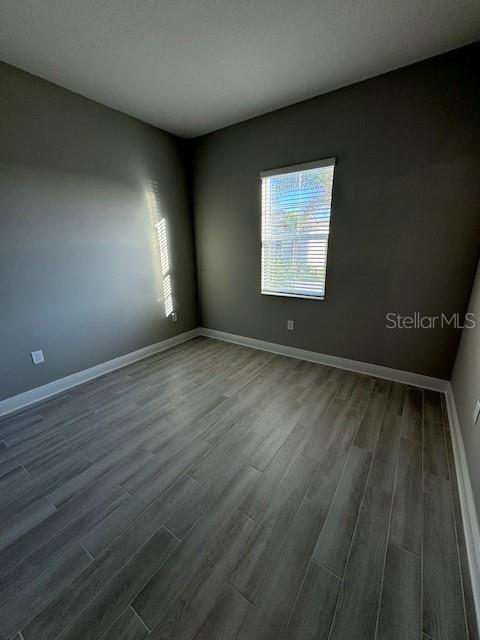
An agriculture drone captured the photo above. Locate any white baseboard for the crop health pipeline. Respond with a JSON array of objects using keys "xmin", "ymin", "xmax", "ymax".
[
  {"xmin": 0, "ymin": 325, "xmax": 447, "ymax": 419},
  {"xmin": 0, "ymin": 328, "xmax": 200, "ymax": 418},
  {"xmin": 198, "ymin": 327, "xmax": 448, "ymax": 392},
  {"xmin": 445, "ymin": 383, "xmax": 480, "ymax": 629}
]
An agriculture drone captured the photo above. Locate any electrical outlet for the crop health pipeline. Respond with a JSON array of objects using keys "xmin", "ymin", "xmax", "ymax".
[
  {"xmin": 474, "ymin": 400, "xmax": 480, "ymax": 425},
  {"xmin": 171, "ymin": 311, "xmax": 177, "ymax": 322},
  {"xmin": 31, "ymin": 349, "xmax": 45, "ymax": 365},
  {"xmin": 287, "ymin": 320, "xmax": 294, "ymax": 331}
]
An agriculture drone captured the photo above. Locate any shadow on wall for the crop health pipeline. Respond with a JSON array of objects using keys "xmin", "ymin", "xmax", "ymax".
[{"xmin": 146, "ymin": 180, "xmax": 175, "ymax": 318}]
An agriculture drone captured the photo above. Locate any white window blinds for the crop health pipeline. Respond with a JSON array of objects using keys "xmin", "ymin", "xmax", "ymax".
[{"xmin": 261, "ymin": 158, "xmax": 335, "ymax": 300}]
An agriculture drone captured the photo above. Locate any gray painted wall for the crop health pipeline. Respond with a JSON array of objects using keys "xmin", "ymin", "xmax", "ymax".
[
  {"xmin": 451, "ymin": 262, "xmax": 480, "ymax": 516},
  {"xmin": 1, "ymin": 43, "xmax": 479, "ymax": 401},
  {"xmin": 193, "ymin": 44, "xmax": 480, "ymax": 379},
  {"xmin": 0, "ymin": 62, "xmax": 197, "ymax": 400}
]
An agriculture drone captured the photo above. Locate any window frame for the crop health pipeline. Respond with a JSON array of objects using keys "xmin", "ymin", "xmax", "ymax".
[{"xmin": 260, "ymin": 157, "xmax": 336, "ymax": 302}]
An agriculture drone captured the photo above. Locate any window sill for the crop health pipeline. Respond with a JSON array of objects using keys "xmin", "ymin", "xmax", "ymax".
[{"xmin": 261, "ymin": 291, "xmax": 325, "ymax": 301}]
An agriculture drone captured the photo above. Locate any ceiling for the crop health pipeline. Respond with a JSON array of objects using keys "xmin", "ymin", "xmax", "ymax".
[{"xmin": 1, "ymin": 1, "xmax": 479, "ymax": 138}]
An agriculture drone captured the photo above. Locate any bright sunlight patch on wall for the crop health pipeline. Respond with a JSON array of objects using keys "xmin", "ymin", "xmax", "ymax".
[
  {"xmin": 146, "ymin": 182, "xmax": 174, "ymax": 317},
  {"xmin": 155, "ymin": 218, "xmax": 174, "ymax": 316}
]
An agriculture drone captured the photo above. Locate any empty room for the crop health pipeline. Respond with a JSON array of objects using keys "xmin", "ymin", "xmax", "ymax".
[{"xmin": 1, "ymin": 2, "xmax": 479, "ymax": 639}]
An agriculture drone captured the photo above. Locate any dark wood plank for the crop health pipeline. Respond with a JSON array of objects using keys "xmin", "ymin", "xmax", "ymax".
[
  {"xmin": 444, "ymin": 410, "xmax": 463, "ymax": 524},
  {"xmin": 348, "ymin": 375, "xmax": 376, "ymax": 413},
  {"xmin": 0, "ymin": 411, "xmax": 44, "ymax": 440},
  {"xmin": 423, "ymin": 390, "xmax": 449, "ymax": 478},
  {"xmin": 368, "ymin": 413, "xmax": 401, "ymax": 492},
  {"xmin": 250, "ymin": 395, "xmax": 298, "ymax": 437},
  {"xmin": 2, "ymin": 406, "xmax": 84, "ymax": 448},
  {"xmin": 0, "ymin": 453, "xmax": 93, "ymax": 517},
  {"xmin": 148, "ymin": 509, "xmax": 256, "ymax": 639},
  {"xmin": 164, "ymin": 435, "xmax": 273, "ymax": 540},
  {"xmin": 82, "ymin": 472, "xmax": 198, "ymax": 557},
  {"xmin": 194, "ymin": 396, "xmax": 258, "ymax": 446},
  {"xmin": 0, "ymin": 465, "xmax": 28, "ymax": 494},
  {"xmin": 306, "ymin": 399, "xmax": 367, "ymax": 507},
  {"xmin": 0, "ymin": 482, "xmax": 128, "ymax": 605},
  {"xmin": 0, "ymin": 497, "xmax": 56, "ymax": 551},
  {"xmin": 0, "ymin": 432, "xmax": 67, "ymax": 479},
  {"xmin": 336, "ymin": 372, "xmax": 359, "ymax": 400},
  {"xmin": 328, "ymin": 412, "xmax": 400, "ymax": 640},
  {"xmin": 230, "ymin": 454, "xmax": 317, "ymax": 600},
  {"xmin": 312, "ymin": 445, "xmax": 371, "ymax": 577},
  {"xmin": 132, "ymin": 465, "xmax": 260, "ymax": 630},
  {"xmin": 57, "ymin": 528, "xmax": 178, "ymax": 640},
  {"xmin": 100, "ymin": 607, "xmax": 148, "ymax": 640},
  {"xmin": 235, "ymin": 497, "xmax": 327, "ymax": 640},
  {"xmin": 239, "ymin": 426, "xmax": 310, "ymax": 521},
  {"xmin": 303, "ymin": 398, "xmax": 349, "ymax": 464},
  {"xmin": 192, "ymin": 584, "xmax": 250, "ymax": 640},
  {"xmin": 48, "ymin": 446, "xmax": 155, "ymax": 507},
  {"xmin": 376, "ymin": 543, "xmax": 421, "ymax": 640},
  {"xmin": 423, "ymin": 472, "xmax": 467, "ymax": 640},
  {"xmin": 298, "ymin": 368, "xmax": 344, "ymax": 428},
  {"xmin": 285, "ymin": 562, "xmax": 340, "ymax": 640},
  {"xmin": 401, "ymin": 386, "xmax": 423, "ymax": 442},
  {"xmin": 121, "ymin": 437, "xmax": 210, "ymax": 495},
  {"xmin": 0, "ymin": 544, "xmax": 91, "ymax": 639},
  {"xmin": 389, "ymin": 438, "xmax": 422, "ymax": 556},
  {"xmin": 187, "ymin": 428, "xmax": 264, "ymax": 484},
  {"xmin": 353, "ymin": 380, "xmax": 390, "ymax": 451},
  {"xmin": 24, "ymin": 475, "xmax": 198, "ymax": 640},
  {"xmin": 385, "ymin": 382, "xmax": 406, "ymax": 416},
  {"xmin": 0, "ymin": 476, "xmax": 126, "ymax": 578},
  {"xmin": 249, "ymin": 408, "xmax": 302, "ymax": 471}
]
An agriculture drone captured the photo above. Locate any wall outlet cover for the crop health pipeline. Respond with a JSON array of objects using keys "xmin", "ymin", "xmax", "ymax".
[
  {"xmin": 287, "ymin": 320, "xmax": 294, "ymax": 330},
  {"xmin": 171, "ymin": 311, "xmax": 177, "ymax": 322},
  {"xmin": 31, "ymin": 349, "xmax": 45, "ymax": 365}
]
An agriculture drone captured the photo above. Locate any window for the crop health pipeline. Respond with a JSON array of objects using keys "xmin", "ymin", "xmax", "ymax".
[{"xmin": 261, "ymin": 158, "xmax": 335, "ymax": 300}]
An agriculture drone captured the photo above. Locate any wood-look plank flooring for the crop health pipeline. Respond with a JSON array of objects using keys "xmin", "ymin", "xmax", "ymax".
[{"xmin": 0, "ymin": 337, "xmax": 476, "ymax": 640}]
